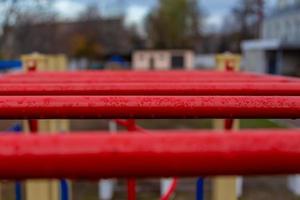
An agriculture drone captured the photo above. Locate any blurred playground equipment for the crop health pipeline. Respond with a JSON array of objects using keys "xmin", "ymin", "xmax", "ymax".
[{"xmin": 0, "ymin": 52, "xmax": 299, "ymax": 200}]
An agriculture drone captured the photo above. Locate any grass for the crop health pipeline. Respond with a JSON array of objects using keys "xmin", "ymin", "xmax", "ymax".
[{"xmin": 136, "ymin": 119, "xmax": 284, "ymax": 130}]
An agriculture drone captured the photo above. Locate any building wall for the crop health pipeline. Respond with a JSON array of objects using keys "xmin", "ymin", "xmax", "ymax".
[
  {"xmin": 262, "ymin": 6, "xmax": 300, "ymax": 43},
  {"xmin": 184, "ymin": 51, "xmax": 195, "ymax": 70},
  {"xmin": 242, "ymin": 49, "xmax": 267, "ymax": 73},
  {"xmin": 132, "ymin": 50, "xmax": 194, "ymax": 70}
]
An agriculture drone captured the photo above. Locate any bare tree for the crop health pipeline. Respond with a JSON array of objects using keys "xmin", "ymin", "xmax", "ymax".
[
  {"xmin": 0, "ymin": 0, "xmax": 54, "ymax": 58},
  {"xmin": 221, "ymin": 0, "xmax": 265, "ymax": 52}
]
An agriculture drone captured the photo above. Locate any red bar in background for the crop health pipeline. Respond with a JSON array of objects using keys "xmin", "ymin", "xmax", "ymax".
[
  {"xmin": 0, "ymin": 96, "xmax": 299, "ymax": 119},
  {"xmin": 0, "ymin": 83, "xmax": 299, "ymax": 96}
]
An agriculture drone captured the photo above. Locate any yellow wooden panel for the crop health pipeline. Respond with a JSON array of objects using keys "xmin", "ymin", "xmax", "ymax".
[
  {"xmin": 212, "ymin": 177, "xmax": 237, "ymax": 200},
  {"xmin": 216, "ymin": 53, "xmax": 241, "ymax": 72},
  {"xmin": 212, "ymin": 53, "xmax": 241, "ymax": 200},
  {"xmin": 21, "ymin": 53, "xmax": 47, "ymax": 72},
  {"xmin": 24, "ymin": 120, "xmax": 61, "ymax": 200},
  {"xmin": 56, "ymin": 55, "xmax": 68, "ymax": 71},
  {"xmin": 21, "ymin": 53, "xmax": 70, "ymax": 200},
  {"xmin": 25, "ymin": 180, "xmax": 59, "ymax": 200}
]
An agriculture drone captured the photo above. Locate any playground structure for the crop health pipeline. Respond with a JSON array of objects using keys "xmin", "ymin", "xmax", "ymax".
[{"xmin": 0, "ymin": 53, "xmax": 300, "ymax": 200}]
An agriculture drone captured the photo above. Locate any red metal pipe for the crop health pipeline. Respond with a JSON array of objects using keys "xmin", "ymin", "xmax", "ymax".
[
  {"xmin": 4, "ymin": 70, "xmax": 259, "ymax": 77},
  {"xmin": 118, "ymin": 119, "xmax": 138, "ymax": 200},
  {"xmin": 28, "ymin": 119, "xmax": 38, "ymax": 134},
  {"xmin": 116, "ymin": 120, "xmax": 177, "ymax": 200},
  {"xmin": 127, "ymin": 179, "xmax": 136, "ymax": 200},
  {"xmin": 4, "ymin": 71, "xmax": 294, "ymax": 82},
  {"xmin": 0, "ymin": 96, "xmax": 299, "ymax": 119},
  {"xmin": 0, "ymin": 130, "xmax": 300, "ymax": 179},
  {"xmin": 225, "ymin": 119, "xmax": 234, "ymax": 130},
  {"xmin": 0, "ymin": 77, "xmax": 293, "ymax": 83},
  {"xmin": 0, "ymin": 83, "xmax": 299, "ymax": 96},
  {"xmin": 1, "ymin": 71, "xmax": 295, "ymax": 83}
]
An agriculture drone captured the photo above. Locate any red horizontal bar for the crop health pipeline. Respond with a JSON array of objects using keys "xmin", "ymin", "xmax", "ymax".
[
  {"xmin": 0, "ymin": 76, "xmax": 293, "ymax": 83},
  {"xmin": 0, "ymin": 130, "xmax": 299, "ymax": 179},
  {"xmin": 0, "ymin": 96, "xmax": 299, "ymax": 119},
  {"xmin": 6, "ymin": 70, "xmax": 258, "ymax": 77},
  {"xmin": 0, "ymin": 83, "xmax": 299, "ymax": 96},
  {"xmin": 5, "ymin": 71, "xmax": 294, "ymax": 81},
  {"xmin": 2, "ymin": 71, "xmax": 296, "ymax": 83}
]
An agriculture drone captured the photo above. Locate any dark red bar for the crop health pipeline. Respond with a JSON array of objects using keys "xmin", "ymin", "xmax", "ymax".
[
  {"xmin": 0, "ymin": 130, "xmax": 299, "ymax": 179},
  {"xmin": 0, "ymin": 96, "xmax": 299, "ymax": 119},
  {"xmin": 0, "ymin": 83, "xmax": 299, "ymax": 96}
]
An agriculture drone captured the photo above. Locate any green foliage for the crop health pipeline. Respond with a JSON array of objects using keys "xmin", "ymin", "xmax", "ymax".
[{"xmin": 146, "ymin": 0, "xmax": 201, "ymax": 49}]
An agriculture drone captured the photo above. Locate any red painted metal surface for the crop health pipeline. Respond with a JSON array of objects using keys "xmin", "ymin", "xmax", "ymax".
[
  {"xmin": 2, "ymin": 70, "xmax": 264, "ymax": 78},
  {"xmin": 3, "ymin": 70, "xmax": 295, "ymax": 81},
  {"xmin": 117, "ymin": 119, "xmax": 138, "ymax": 200},
  {"xmin": 2, "ymin": 71, "xmax": 298, "ymax": 86},
  {"xmin": 0, "ymin": 130, "xmax": 300, "ymax": 179},
  {"xmin": 0, "ymin": 96, "xmax": 299, "ymax": 119},
  {"xmin": 28, "ymin": 119, "xmax": 38, "ymax": 134},
  {"xmin": 0, "ymin": 77, "xmax": 293, "ymax": 84},
  {"xmin": 127, "ymin": 179, "xmax": 136, "ymax": 200},
  {"xmin": 0, "ymin": 83, "xmax": 300, "ymax": 96},
  {"xmin": 1, "ymin": 71, "xmax": 296, "ymax": 83}
]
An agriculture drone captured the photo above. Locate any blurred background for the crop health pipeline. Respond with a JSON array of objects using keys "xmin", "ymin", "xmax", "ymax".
[
  {"xmin": 0, "ymin": 0, "xmax": 299, "ymax": 75},
  {"xmin": 0, "ymin": 0, "xmax": 300, "ymax": 200}
]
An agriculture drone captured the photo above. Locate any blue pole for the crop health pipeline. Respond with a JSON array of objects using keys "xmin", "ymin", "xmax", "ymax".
[
  {"xmin": 7, "ymin": 123, "xmax": 23, "ymax": 200},
  {"xmin": 60, "ymin": 179, "xmax": 69, "ymax": 200},
  {"xmin": 15, "ymin": 182, "xmax": 22, "ymax": 200},
  {"xmin": 196, "ymin": 178, "xmax": 204, "ymax": 200}
]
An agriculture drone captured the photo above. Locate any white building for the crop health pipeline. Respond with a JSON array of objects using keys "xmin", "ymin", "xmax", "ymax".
[
  {"xmin": 242, "ymin": 0, "xmax": 300, "ymax": 75},
  {"xmin": 132, "ymin": 50, "xmax": 195, "ymax": 70}
]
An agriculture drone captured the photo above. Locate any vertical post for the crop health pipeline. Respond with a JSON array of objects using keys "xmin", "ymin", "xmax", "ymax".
[
  {"xmin": 60, "ymin": 180, "xmax": 69, "ymax": 200},
  {"xmin": 15, "ymin": 182, "xmax": 22, "ymax": 200},
  {"xmin": 99, "ymin": 120, "xmax": 116, "ymax": 200},
  {"xmin": 125, "ymin": 120, "xmax": 137, "ymax": 200},
  {"xmin": 21, "ymin": 53, "xmax": 70, "ymax": 200},
  {"xmin": 212, "ymin": 53, "xmax": 241, "ymax": 200},
  {"xmin": 127, "ymin": 179, "xmax": 136, "ymax": 200},
  {"xmin": 196, "ymin": 178, "xmax": 204, "ymax": 200},
  {"xmin": 161, "ymin": 178, "xmax": 173, "ymax": 197}
]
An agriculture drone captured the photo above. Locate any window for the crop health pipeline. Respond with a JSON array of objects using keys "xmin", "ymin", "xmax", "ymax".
[{"xmin": 171, "ymin": 55, "xmax": 184, "ymax": 69}]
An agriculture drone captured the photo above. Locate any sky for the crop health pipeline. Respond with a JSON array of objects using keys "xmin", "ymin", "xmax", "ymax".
[{"xmin": 52, "ymin": 0, "xmax": 277, "ymax": 32}]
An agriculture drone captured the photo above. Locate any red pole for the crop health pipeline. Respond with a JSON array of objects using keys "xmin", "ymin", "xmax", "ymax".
[
  {"xmin": 0, "ymin": 96, "xmax": 299, "ymax": 119},
  {"xmin": 4, "ymin": 71, "xmax": 294, "ymax": 81},
  {"xmin": 127, "ymin": 179, "xmax": 136, "ymax": 200},
  {"xmin": 0, "ymin": 130, "xmax": 300, "ymax": 178},
  {"xmin": 0, "ymin": 83, "xmax": 300, "ymax": 96},
  {"xmin": 0, "ymin": 77, "xmax": 293, "ymax": 83},
  {"xmin": 28, "ymin": 119, "xmax": 38, "ymax": 133},
  {"xmin": 117, "ymin": 119, "xmax": 138, "ymax": 200},
  {"xmin": 3, "ymin": 70, "xmax": 261, "ymax": 77},
  {"xmin": 26, "ymin": 60, "xmax": 38, "ymax": 134}
]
